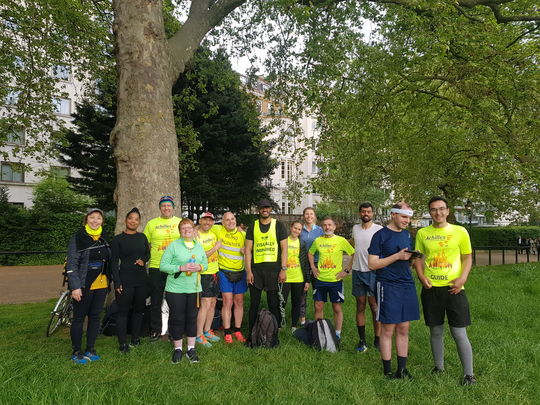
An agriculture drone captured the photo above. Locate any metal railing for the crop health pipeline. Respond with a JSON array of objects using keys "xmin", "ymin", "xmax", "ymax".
[{"xmin": 472, "ymin": 246, "xmax": 540, "ymax": 266}]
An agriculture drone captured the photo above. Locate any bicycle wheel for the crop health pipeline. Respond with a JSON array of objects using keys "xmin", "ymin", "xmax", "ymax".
[{"xmin": 46, "ymin": 290, "xmax": 71, "ymax": 337}]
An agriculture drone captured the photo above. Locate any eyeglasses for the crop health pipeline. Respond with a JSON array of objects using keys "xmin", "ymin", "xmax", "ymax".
[{"xmin": 429, "ymin": 207, "xmax": 448, "ymax": 213}]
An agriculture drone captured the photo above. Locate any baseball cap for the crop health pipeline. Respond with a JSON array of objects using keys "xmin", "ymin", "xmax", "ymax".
[
  {"xmin": 200, "ymin": 212, "xmax": 215, "ymax": 220},
  {"xmin": 257, "ymin": 199, "xmax": 272, "ymax": 208}
]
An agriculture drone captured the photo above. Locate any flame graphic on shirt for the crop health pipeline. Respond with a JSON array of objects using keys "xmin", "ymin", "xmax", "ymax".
[
  {"xmin": 427, "ymin": 251, "xmax": 452, "ymax": 269},
  {"xmin": 158, "ymin": 237, "xmax": 174, "ymax": 251},
  {"xmin": 320, "ymin": 256, "xmax": 336, "ymax": 269},
  {"xmin": 287, "ymin": 257, "xmax": 299, "ymax": 268}
]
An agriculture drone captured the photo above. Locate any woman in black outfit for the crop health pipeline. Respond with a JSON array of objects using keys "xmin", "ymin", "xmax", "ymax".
[
  {"xmin": 110, "ymin": 208, "xmax": 150, "ymax": 354},
  {"xmin": 66, "ymin": 208, "xmax": 111, "ymax": 364}
]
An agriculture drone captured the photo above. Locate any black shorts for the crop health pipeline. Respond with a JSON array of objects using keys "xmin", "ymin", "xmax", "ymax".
[
  {"xmin": 201, "ymin": 274, "xmax": 220, "ymax": 298},
  {"xmin": 252, "ymin": 267, "xmax": 280, "ymax": 291},
  {"xmin": 421, "ymin": 286, "xmax": 471, "ymax": 328}
]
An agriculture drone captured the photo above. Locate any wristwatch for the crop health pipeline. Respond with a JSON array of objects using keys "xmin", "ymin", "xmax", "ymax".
[{"xmin": 281, "ymin": 266, "xmax": 287, "ymax": 271}]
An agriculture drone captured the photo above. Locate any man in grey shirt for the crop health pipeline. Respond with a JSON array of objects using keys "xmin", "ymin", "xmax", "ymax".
[{"xmin": 351, "ymin": 202, "xmax": 383, "ymax": 352}]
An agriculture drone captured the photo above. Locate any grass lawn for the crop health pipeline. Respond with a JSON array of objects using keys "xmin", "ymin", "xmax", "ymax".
[{"xmin": 1, "ymin": 263, "xmax": 539, "ymax": 405}]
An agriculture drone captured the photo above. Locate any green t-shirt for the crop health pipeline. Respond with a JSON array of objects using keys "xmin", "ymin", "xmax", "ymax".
[
  {"xmin": 415, "ymin": 224, "xmax": 472, "ymax": 287},
  {"xmin": 143, "ymin": 216, "xmax": 181, "ymax": 268},
  {"xmin": 286, "ymin": 237, "xmax": 303, "ymax": 283},
  {"xmin": 309, "ymin": 235, "xmax": 355, "ymax": 282}
]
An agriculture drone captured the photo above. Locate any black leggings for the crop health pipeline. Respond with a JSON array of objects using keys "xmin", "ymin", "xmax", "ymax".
[
  {"xmin": 148, "ymin": 268, "xmax": 167, "ymax": 333},
  {"xmin": 165, "ymin": 292, "xmax": 198, "ymax": 340},
  {"xmin": 248, "ymin": 285, "xmax": 280, "ymax": 332},
  {"xmin": 281, "ymin": 282, "xmax": 304, "ymax": 327},
  {"xmin": 70, "ymin": 288, "xmax": 107, "ymax": 352},
  {"xmin": 115, "ymin": 285, "xmax": 148, "ymax": 345}
]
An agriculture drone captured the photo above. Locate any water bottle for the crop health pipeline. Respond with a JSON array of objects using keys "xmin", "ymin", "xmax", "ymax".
[{"xmin": 186, "ymin": 254, "xmax": 196, "ymax": 276}]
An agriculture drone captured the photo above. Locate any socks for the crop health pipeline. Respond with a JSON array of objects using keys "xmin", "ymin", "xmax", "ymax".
[
  {"xmin": 397, "ymin": 356, "xmax": 407, "ymax": 371},
  {"xmin": 224, "ymin": 328, "xmax": 232, "ymax": 335},
  {"xmin": 382, "ymin": 359, "xmax": 392, "ymax": 374},
  {"xmin": 187, "ymin": 345, "xmax": 194, "ymax": 351},
  {"xmin": 335, "ymin": 330, "xmax": 341, "ymax": 338},
  {"xmin": 233, "ymin": 327, "xmax": 241, "ymax": 333},
  {"xmin": 357, "ymin": 325, "xmax": 366, "ymax": 341}
]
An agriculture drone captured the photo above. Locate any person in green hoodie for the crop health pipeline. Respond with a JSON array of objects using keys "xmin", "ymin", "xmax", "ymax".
[{"xmin": 160, "ymin": 218, "xmax": 208, "ymax": 364}]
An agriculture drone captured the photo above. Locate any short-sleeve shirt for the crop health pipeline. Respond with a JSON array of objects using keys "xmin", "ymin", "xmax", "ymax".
[
  {"xmin": 197, "ymin": 230, "xmax": 219, "ymax": 275},
  {"xmin": 352, "ymin": 223, "xmax": 383, "ymax": 272},
  {"xmin": 246, "ymin": 219, "xmax": 288, "ymax": 272},
  {"xmin": 309, "ymin": 235, "xmax": 355, "ymax": 282},
  {"xmin": 143, "ymin": 216, "xmax": 181, "ymax": 268},
  {"xmin": 368, "ymin": 227, "xmax": 413, "ymax": 284},
  {"xmin": 415, "ymin": 224, "xmax": 472, "ymax": 287}
]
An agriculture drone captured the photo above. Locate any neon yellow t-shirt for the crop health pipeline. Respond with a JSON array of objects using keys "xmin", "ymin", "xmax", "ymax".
[
  {"xmin": 309, "ymin": 235, "xmax": 355, "ymax": 282},
  {"xmin": 286, "ymin": 237, "xmax": 303, "ymax": 283},
  {"xmin": 144, "ymin": 216, "xmax": 181, "ymax": 268},
  {"xmin": 197, "ymin": 230, "xmax": 219, "ymax": 275},
  {"xmin": 415, "ymin": 224, "xmax": 472, "ymax": 287}
]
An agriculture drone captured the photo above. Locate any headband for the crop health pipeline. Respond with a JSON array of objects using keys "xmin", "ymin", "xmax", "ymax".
[{"xmin": 390, "ymin": 208, "xmax": 413, "ymax": 217}]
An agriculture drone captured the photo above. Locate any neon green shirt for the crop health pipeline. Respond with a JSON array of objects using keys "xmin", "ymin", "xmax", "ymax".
[
  {"xmin": 197, "ymin": 230, "xmax": 219, "ymax": 275},
  {"xmin": 309, "ymin": 235, "xmax": 355, "ymax": 282},
  {"xmin": 415, "ymin": 224, "xmax": 472, "ymax": 287},
  {"xmin": 286, "ymin": 237, "xmax": 303, "ymax": 283},
  {"xmin": 143, "ymin": 216, "xmax": 181, "ymax": 268}
]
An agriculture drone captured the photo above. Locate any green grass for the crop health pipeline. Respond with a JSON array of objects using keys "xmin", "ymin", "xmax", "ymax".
[{"xmin": 1, "ymin": 263, "xmax": 539, "ymax": 405}]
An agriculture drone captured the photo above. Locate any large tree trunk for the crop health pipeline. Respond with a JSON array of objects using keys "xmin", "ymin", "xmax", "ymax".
[{"xmin": 110, "ymin": 0, "xmax": 246, "ymax": 232}]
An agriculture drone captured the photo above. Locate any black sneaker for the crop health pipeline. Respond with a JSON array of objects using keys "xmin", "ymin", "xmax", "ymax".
[
  {"xmin": 130, "ymin": 339, "xmax": 141, "ymax": 347},
  {"xmin": 462, "ymin": 375, "xmax": 477, "ymax": 386},
  {"xmin": 171, "ymin": 348, "xmax": 182, "ymax": 364},
  {"xmin": 395, "ymin": 369, "xmax": 413, "ymax": 379},
  {"xmin": 186, "ymin": 348, "xmax": 200, "ymax": 364},
  {"xmin": 150, "ymin": 332, "xmax": 161, "ymax": 342},
  {"xmin": 119, "ymin": 343, "xmax": 130, "ymax": 354},
  {"xmin": 431, "ymin": 367, "xmax": 445, "ymax": 374},
  {"xmin": 384, "ymin": 371, "xmax": 396, "ymax": 380}
]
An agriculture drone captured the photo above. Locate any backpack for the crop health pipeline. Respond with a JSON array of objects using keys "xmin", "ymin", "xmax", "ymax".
[
  {"xmin": 297, "ymin": 319, "xmax": 339, "ymax": 352},
  {"xmin": 247, "ymin": 309, "xmax": 279, "ymax": 348}
]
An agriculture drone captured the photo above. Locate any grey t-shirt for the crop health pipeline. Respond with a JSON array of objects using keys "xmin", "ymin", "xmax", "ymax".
[{"xmin": 352, "ymin": 223, "xmax": 383, "ymax": 272}]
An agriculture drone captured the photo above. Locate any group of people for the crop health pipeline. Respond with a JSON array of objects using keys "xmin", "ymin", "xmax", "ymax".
[{"xmin": 65, "ymin": 195, "xmax": 476, "ymax": 385}]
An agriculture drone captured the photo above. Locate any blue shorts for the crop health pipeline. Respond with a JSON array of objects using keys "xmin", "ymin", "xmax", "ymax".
[
  {"xmin": 352, "ymin": 271, "xmax": 376, "ymax": 297},
  {"xmin": 313, "ymin": 280, "xmax": 344, "ymax": 303},
  {"xmin": 218, "ymin": 269, "xmax": 248, "ymax": 295},
  {"xmin": 376, "ymin": 281, "xmax": 420, "ymax": 324}
]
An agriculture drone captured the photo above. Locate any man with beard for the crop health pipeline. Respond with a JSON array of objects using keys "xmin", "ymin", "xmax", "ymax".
[{"xmin": 351, "ymin": 202, "xmax": 383, "ymax": 352}]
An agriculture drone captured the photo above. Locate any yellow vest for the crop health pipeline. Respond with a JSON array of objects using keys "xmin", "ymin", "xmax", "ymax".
[
  {"xmin": 253, "ymin": 219, "xmax": 278, "ymax": 264},
  {"xmin": 197, "ymin": 231, "xmax": 219, "ymax": 275},
  {"xmin": 217, "ymin": 227, "xmax": 245, "ymax": 272}
]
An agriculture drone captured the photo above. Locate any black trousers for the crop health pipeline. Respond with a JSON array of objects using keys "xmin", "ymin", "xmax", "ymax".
[
  {"xmin": 70, "ymin": 288, "xmax": 107, "ymax": 353},
  {"xmin": 281, "ymin": 282, "xmax": 304, "ymax": 327},
  {"xmin": 165, "ymin": 292, "xmax": 198, "ymax": 340},
  {"xmin": 148, "ymin": 267, "xmax": 167, "ymax": 333},
  {"xmin": 248, "ymin": 285, "xmax": 280, "ymax": 332},
  {"xmin": 115, "ymin": 285, "xmax": 148, "ymax": 344}
]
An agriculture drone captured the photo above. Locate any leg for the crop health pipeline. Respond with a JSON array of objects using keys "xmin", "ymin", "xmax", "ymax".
[
  {"xmin": 380, "ymin": 323, "xmax": 395, "ymax": 375},
  {"xmin": 395, "ymin": 321, "xmax": 410, "ymax": 358},
  {"xmin": 290, "ymin": 283, "xmax": 304, "ymax": 328},
  {"xmin": 450, "ymin": 326, "xmax": 474, "ymax": 376},
  {"xmin": 430, "ymin": 324, "xmax": 445, "ymax": 371},
  {"xmin": 70, "ymin": 289, "xmax": 93, "ymax": 353},
  {"xmin": 196, "ymin": 297, "xmax": 212, "ymax": 337},
  {"xmin": 332, "ymin": 302, "xmax": 343, "ymax": 332},
  {"xmin": 166, "ymin": 292, "xmax": 187, "ymax": 347},
  {"xmin": 267, "ymin": 288, "xmax": 280, "ymax": 326},
  {"xmin": 314, "ymin": 300, "xmax": 324, "ymax": 320},
  {"xmin": 148, "ymin": 268, "xmax": 165, "ymax": 335},
  {"xmin": 204, "ymin": 297, "xmax": 217, "ymax": 332},
  {"xmin": 130, "ymin": 285, "xmax": 148, "ymax": 342},
  {"xmin": 367, "ymin": 295, "xmax": 381, "ymax": 340},
  {"xmin": 115, "ymin": 287, "xmax": 135, "ymax": 345},
  {"xmin": 298, "ymin": 288, "xmax": 307, "ymax": 324},
  {"xmin": 85, "ymin": 288, "xmax": 107, "ymax": 351},
  {"xmin": 248, "ymin": 285, "xmax": 262, "ymax": 332},
  {"xmin": 221, "ymin": 292, "xmax": 233, "ymax": 330},
  {"xmin": 232, "ymin": 293, "xmax": 244, "ymax": 329},
  {"xmin": 356, "ymin": 295, "xmax": 367, "ymax": 343},
  {"xmin": 281, "ymin": 283, "xmax": 291, "ymax": 326},
  {"xmin": 185, "ymin": 293, "xmax": 199, "ymax": 340}
]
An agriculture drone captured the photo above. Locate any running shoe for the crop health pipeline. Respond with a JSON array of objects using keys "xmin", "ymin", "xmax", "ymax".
[
  {"xmin": 356, "ymin": 340, "xmax": 368, "ymax": 353},
  {"xmin": 384, "ymin": 371, "xmax": 395, "ymax": 380},
  {"xmin": 119, "ymin": 343, "xmax": 130, "ymax": 354},
  {"xmin": 71, "ymin": 352, "xmax": 88, "ymax": 364},
  {"xmin": 462, "ymin": 375, "xmax": 477, "ymax": 386},
  {"xmin": 195, "ymin": 335, "xmax": 212, "ymax": 348},
  {"xmin": 394, "ymin": 369, "xmax": 413, "ymax": 379},
  {"xmin": 224, "ymin": 333, "xmax": 233, "ymax": 344},
  {"xmin": 149, "ymin": 331, "xmax": 161, "ymax": 342},
  {"xmin": 233, "ymin": 331, "xmax": 246, "ymax": 343},
  {"xmin": 204, "ymin": 330, "xmax": 220, "ymax": 342},
  {"xmin": 186, "ymin": 348, "xmax": 200, "ymax": 363},
  {"xmin": 130, "ymin": 339, "xmax": 141, "ymax": 347},
  {"xmin": 171, "ymin": 348, "xmax": 182, "ymax": 364},
  {"xmin": 83, "ymin": 350, "xmax": 101, "ymax": 361},
  {"xmin": 431, "ymin": 367, "xmax": 445, "ymax": 374}
]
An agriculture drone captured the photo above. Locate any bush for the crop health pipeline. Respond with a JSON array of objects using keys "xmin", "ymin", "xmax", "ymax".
[{"xmin": 470, "ymin": 226, "xmax": 540, "ymax": 247}]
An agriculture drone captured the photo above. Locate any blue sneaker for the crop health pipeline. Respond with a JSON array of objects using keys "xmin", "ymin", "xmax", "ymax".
[
  {"xmin": 84, "ymin": 350, "xmax": 101, "ymax": 361},
  {"xmin": 195, "ymin": 335, "xmax": 212, "ymax": 348},
  {"xmin": 72, "ymin": 352, "xmax": 88, "ymax": 364},
  {"xmin": 203, "ymin": 330, "xmax": 220, "ymax": 342},
  {"xmin": 356, "ymin": 340, "xmax": 368, "ymax": 353}
]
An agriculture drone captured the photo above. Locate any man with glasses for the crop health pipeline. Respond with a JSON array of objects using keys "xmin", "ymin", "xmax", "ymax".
[{"xmin": 413, "ymin": 197, "xmax": 476, "ymax": 386}]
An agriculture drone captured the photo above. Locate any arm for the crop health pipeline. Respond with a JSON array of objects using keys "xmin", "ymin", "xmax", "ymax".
[
  {"xmin": 244, "ymin": 239, "xmax": 254, "ymax": 284},
  {"xmin": 110, "ymin": 237, "xmax": 122, "ymax": 291},
  {"xmin": 66, "ymin": 235, "xmax": 83, "ymax": 301},
  {"xmin": 413, "ymin": 257, "xmax": 432, "ymax": 289},
  {"xmin": 299, "ymin": 241, "xmax": 310, "ymax": 282},
  {"xmin": 449, "ymin": 254, "xmax": 472, "ymax": 294},
  {"xmin": 205, "ymin": 240, "xmax": 222, "ymax": 258},
  {"xmin": 159, "ymin": 243, "xmax": 183, "ymax": 275},
  {"xmin": 142, "ymin": 234, "xmax": 151, "ymax": 264},
  {"xmin": 368, "ymin": 248, "xmax": 412, "ymax": 270},
  {"xmin": 308, "ymin": 251, "xmax": 319, "ymax": 278},
  {"xmin": 279, "ymin": 238, "xmax": 287, "ymax": 283}
]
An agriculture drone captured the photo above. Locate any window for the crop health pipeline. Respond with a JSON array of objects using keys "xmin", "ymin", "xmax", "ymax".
[
  {"xmin": 287, "ymin": 161, "xmax": 294, "ymax": 180},
  {"xmin": 311, "ymin": 160, "xmax": 319, "ymax": 174},
  {"xmin": 1, "ymin": 162, "xmax": 24, "ymax": 182},
  {"xmin": 53, "ymin": 98, "xmax": 71, "ymax": 115},
  {"xmin": 6, "ymin": 128, "xmax": 25, "ymax": 145},
  {"xmin": 288, "ymin": 202, "xmax": 293, "ymax": 214},
  {"xmin": 50, "ymin": 166, "xmax": 70, "ymax": 178},
  {"xmin": 281, "ymin": 161, "xmax": 286, "ymax": 179},
  {"xmin": 53, "ymin": 65, "xmax": 70, "ymax": 81},
  {"xmin": 281, "ymin": 201, "xmax": 286, "ymax": 213},
  {"xmin": 5, "ymin": 91, "xmax": 19, "ymax": 106}
]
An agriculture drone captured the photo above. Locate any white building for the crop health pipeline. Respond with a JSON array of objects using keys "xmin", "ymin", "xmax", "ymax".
[
  {"xmin": 1, "ymin": 65, "xmax": 81, "ymax": 207},
  {"xmin": 242, "ymin": 76, "xmax": 321, "ymax": 215}
]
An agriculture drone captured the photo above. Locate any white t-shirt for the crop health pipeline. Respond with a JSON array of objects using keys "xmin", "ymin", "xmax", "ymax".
[{"xmin": 352, "ymin": 223, "xmax": 383, "ymax": 272}]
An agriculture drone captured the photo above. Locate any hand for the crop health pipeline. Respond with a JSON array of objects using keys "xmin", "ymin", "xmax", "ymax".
[
  {"xmin": 449, "ymin": 277, "xmax": 465, "ymax": 294},
  {"xmin": 303, "ymin": 282, "xmax": 310, "ymax": 292},
  {"xmin": 246, "ymin": 271, "xmax": 254, "ymax": 285},
  {"xmin": 311, "ymin": 267, "xmax": 319, "ymax": 278},
  {"xmin": 396, "ymin": 248, "xmax": 412, "ymax": 261},
  {"xmin": 134, "ymin": 259, "xmax": 145, "ymax": 266},
  {"xmin": 240, "ymin": 247, "xmax": 245, "ymax": 255},
  {"xmin": 278, "ymin": 270, "xmax": 287, "ymax": 283},
  {"xmin": 214, "ymin": 240, "xmax": 223, "ymax": 250},
  {"xmin": 185, "ymin": 262, "xmax": 200, "ymax": 272},
  {"xmin": 419, "ymin": 276, "xmax": 432, "ymax": 289},
  {"xmin": 335, "ymin": 271, "xmax": 348, "ymax": 280},
  {"xmin": 71, "ymin": 289, "xmax": 82, "ymax": 302}
]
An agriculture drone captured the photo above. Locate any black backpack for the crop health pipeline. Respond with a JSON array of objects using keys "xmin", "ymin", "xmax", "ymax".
[
  {"xmin": 247, "ymin": 309, "xmax": 279, "ymax": 348},
  {"xmin": 293, "ymin": 319, "xmax": 340, "ymax": 352}
]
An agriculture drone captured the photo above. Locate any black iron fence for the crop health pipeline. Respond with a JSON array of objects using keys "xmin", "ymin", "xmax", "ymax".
[{"xmin": 472, "ymin": 247, "xmax": 540, "ymax": 266}]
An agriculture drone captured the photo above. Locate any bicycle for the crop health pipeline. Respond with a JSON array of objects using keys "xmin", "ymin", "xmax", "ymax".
[{"xmin": 46, "ymin": 264, "xmax": 73, "ymax": 337}]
